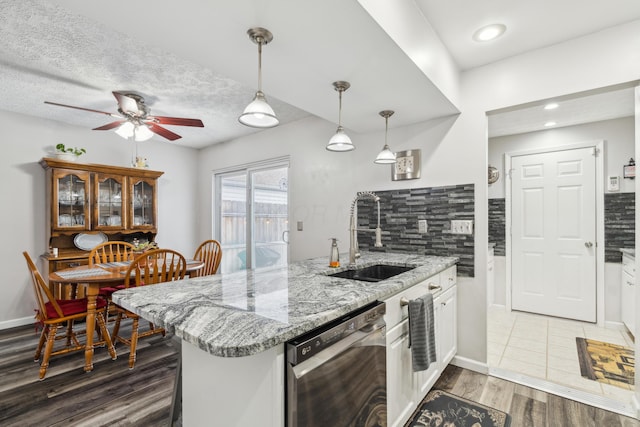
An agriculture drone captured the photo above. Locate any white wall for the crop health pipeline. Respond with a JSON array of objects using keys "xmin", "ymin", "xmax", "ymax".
[
  {"xmin": 487, "ymin": 117, "xmax": 635, "ymax": 323},
  {"xmin": 489, "ymin": 116, "xmax": 635, "ymax": 199},
  {"xmin": 0, "ymin": 110, "xmax": 199, "ymax": 328},
  {"xmin": 448, "ymin": 20, "xmax": 640, "ymax": 366}
]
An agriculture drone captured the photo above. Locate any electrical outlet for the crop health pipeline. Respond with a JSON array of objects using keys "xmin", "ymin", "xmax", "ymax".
[
  {"xmin": 297, "ymin": 221, "xmax": 303, "ymax": 231},
  {"xmin": 451, "ymin": 220, "xmax": 473, "ymax": 235},
  {"xmin": 418, "ymin": 219, "xmax": 428, "ymax": 233}
]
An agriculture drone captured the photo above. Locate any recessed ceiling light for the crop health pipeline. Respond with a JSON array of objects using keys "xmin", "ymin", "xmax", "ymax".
[
  {"xmin": 544, "ymin": 121, "xmax": 557, "ymax": 127},
  {"xmin": 544, "ymin": 103, "xmax": 559, "ymax": 110},
  {"xmin": 472, "ymin": 24, "xmax": 506, "ymax": 42}
]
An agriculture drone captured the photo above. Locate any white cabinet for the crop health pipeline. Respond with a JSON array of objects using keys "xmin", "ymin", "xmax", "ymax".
[
  {"xmin": 385, "ymin": 266, "xmax": 457, "ymax": 427},
  {"xmin": 487, "ymin": 246, "xmax": 495, "ymax": 306},
  {"xmin": 621, "ymin": 253, "xmax": 635, "ymax": 336},
  {"xmin": 437, "ymin": 286, "xmax": 457, "ymax": 367}
]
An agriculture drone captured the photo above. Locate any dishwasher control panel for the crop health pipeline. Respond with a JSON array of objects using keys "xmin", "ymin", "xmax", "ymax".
[{"xmin": 286, "ymin": 301, "xmax": 386, "ymax": 364}]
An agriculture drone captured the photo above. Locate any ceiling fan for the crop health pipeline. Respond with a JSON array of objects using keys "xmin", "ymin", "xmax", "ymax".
[{"xmin": 44, "ymin": 91, "xmax": 204, "ymax": 141}]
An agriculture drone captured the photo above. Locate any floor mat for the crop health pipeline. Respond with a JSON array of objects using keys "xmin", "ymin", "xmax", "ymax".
[
  {"xmin": 576, "ymin": 337, "xmax": 634, "ymax": 388},
  {"xmin": 406, "ymin": 389, "xmax": 511, "ymax": 427}
]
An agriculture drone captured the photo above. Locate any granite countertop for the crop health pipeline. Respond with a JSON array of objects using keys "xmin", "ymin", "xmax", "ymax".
[
  {"xmin": 112, "ymin": 252, "xmax": 458, "ymax": 358},
  {"xmin": 620, "ymin": 248, "xmax": 635, "ymax": 257}
]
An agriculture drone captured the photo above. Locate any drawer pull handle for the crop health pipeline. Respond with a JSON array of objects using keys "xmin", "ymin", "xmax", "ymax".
[
  {"xmin": 400, "ymin": 297, "xmax": 409, "ymax": 307},
  {"xmin": 429, "ymin": 283, "xmax": 441, "ymax": 291}
]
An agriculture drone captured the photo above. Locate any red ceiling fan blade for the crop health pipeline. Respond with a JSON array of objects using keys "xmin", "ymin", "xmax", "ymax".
[
  {"xmin": 150, "ymin": 116, "xmax": 204, "ymax": 127},
  {"xmin": 44, "ymin": 101, "xmax": 121, "ymax": 118},
  {"xmin": 148, "ymin": 123, "xmax": 182, "ymax": 141},
  {"xmin": 93, "ymin": 120, "xmax": 126, "ymax": 131}
]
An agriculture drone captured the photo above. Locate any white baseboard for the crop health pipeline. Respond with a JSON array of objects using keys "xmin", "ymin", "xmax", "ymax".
[
  {"xmin": 0, "ymin": 316, "xmax": 34, "ymax": 330},
  {"xmin": 450, "ymin": 355, "xmax": 488, "ymax": 375}
]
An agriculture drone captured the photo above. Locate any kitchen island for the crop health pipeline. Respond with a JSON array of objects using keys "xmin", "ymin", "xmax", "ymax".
[{"xmin": 112, "ymin": 252, "xmax": 458, "ymax": 426}]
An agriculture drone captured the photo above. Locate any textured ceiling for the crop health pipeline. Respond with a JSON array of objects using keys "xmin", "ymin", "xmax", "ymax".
[{"xmin": 1, "ymin": 1, "xmax": 638, "ymax": 148}]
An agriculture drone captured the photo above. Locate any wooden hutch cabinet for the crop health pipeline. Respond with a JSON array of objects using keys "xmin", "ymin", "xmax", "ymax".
[{"xmin": 40, "ymin": 158, "xmax": 164, "ymax": 293}]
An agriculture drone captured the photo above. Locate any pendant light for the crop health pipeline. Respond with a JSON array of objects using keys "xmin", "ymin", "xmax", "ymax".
[
  {"xmin": 374, "ymin": 110, "xmax": 396, "ymax": 164},
  {"xmin": 239, "ymin": 27, "xmax": 279, "ymax": 128},
  {"xmin": 326, "ymin": 81, "xmax": 354, "ymax": 152}
]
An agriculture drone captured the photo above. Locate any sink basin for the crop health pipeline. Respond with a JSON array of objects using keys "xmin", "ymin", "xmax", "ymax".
[{"xmin": 328, "ymin": 264, "xmax": 415, "ymax": 282}]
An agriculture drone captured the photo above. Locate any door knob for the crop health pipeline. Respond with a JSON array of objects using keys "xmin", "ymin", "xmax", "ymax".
[{"xmin": 584, "ymin": 241, "xmax": 593, "ymax": 248}]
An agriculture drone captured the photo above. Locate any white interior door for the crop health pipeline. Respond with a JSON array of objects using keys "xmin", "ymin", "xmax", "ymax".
[{"xmin": 511, "ymin": 147, "xmax": 597, "ymax": 322}]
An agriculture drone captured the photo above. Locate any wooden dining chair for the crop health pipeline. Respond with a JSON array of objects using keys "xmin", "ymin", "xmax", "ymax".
[
  {"xmin": 23, "ymin": 251, "xmax": 111, "ymax": 380},
  {"xmin": 192, "ymin": 239, "xmax": 222, "ymax": 277},
  {"xmin": 88, "ymin": 241, "xmax": 135, "ymax": 267},
  {"xmin": 111, "ymin": 248, "xmax": 187, "ymax": 369},
  {"xmin": 88, "ymin": 241, "xmax": 136, "ymax": 315}
]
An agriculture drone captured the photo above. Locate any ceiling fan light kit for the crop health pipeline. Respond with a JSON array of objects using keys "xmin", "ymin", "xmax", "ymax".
[
  {"xmin": 44, "ymin": 91, "xmax": 204, "ymax": 142},
  {"xmin": 374, "ymin": 110, "xmax": 397, "ymax": 164},
  {"xmin": 326, "ymin": 81, "xmax": 355, "ymax": 152},
  {"xmin": 239, "ymin": 27, "xmax": 279, "ymax": 128}
]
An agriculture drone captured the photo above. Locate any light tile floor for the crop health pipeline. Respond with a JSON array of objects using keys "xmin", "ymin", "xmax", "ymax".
[{"xmin": 488, "ymin": 306, "xmax": 635, "ymax": 404}]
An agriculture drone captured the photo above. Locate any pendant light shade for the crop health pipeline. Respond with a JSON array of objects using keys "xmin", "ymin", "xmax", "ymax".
[
  {"xmin": 374, "ymin": 110, "xmax": 396, "ymax": 164},
  {"xmin": 239, "ymin": 27, "xmax": 279, "ymax": 128},
  {"xmin": 326, "ymin": 81, "xmax": 354, "ymax": 152}
]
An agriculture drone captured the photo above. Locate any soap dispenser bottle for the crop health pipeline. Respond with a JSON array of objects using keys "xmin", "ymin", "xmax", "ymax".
[{"xmin": 329, "ymin": 238, "xmax": 340, "ymax": 268}]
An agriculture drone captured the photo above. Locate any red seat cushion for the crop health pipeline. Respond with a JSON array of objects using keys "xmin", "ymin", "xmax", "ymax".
[
  {"xmin": 44, "ymin": 297, "xmax": 108, "ymax": 319},
  {"xmin": 98, "ymin": 284, "xmax": 131, "ymax": 297}
]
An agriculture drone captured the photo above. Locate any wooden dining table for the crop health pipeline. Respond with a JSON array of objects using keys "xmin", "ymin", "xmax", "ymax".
[{"xmin": 48, "ymin": 259, "xmax": 204, "ymax": 373}]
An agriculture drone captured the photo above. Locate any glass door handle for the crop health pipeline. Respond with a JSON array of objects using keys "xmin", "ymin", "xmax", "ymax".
[{"xmin": 282, "ymin": 230, "xmax": 290, "ymax": 244}]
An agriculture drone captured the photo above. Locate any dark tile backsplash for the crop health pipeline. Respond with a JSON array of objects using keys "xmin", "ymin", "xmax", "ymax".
[
  {"xmin": 357, "ymin": 184, "xmax": 475, "ymax": 277},
  {"xmin": 488, "ymin": 198, "xmax": 506, "ymax": 256},
  {"xmin": 488, "ymin": 193, "xmax": 635, "ymax": 263},
  {"xmin": 604, "ymin": 192, "xmax": 635, "ymax": 263}
]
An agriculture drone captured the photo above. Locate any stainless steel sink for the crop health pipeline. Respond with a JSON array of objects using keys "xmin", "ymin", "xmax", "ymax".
[{"xmin": 328, "ymin": 264, "xmax": 415, "ymax": 282}]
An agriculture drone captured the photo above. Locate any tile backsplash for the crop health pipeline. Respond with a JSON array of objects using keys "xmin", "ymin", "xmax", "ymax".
[
  {"xmin": 604, "ymin": 192, "xmax": 635, "ymax": 263},
  {"xmin": 357, "ymin": 184, "xmax": 474, "ymax": 277},
  {"xmin": 488, "ymin": 193, "xmax": 635, "ymax": 263}
]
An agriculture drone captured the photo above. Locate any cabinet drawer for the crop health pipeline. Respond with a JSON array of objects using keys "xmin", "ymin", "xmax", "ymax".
[
  {"xmin": 385, "ymin": 279, "xmax": 432, "ymax": 329},
  {"xmin": 440, "ymin": 266, "xmax": 457, "ymax": 292},
  {"xmin": 53, "ymin": 258, "xmax": 88, "ymax": 271},
  {"xmin": 623, "ymin": 255, "xmax": 635, "ymax": 277}
]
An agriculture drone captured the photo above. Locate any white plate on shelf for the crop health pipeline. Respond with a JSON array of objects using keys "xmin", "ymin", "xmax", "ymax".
[{"xmin": 74, "ymin": 232, "xmax": 108, "ymax": 251}]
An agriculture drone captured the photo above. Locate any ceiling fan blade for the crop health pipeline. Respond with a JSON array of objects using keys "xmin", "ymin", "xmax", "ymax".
[
  {"xmin": 150, "ymin": 116, "xmax": 204, "ymax": 127},
  {"xmin": 112, "ymin": 91, "xmax": 142, "ymax": 115},
  {"xmin": 148, "ymin": 123, "xmax": 182, "ymax": 141},
  {"xmin": 93, "ymin": 120, "xmax": 126, "ymax": 131},
  {"xmin": 44, "ymin": 101, "xmax": 120, "ymax": 117}
]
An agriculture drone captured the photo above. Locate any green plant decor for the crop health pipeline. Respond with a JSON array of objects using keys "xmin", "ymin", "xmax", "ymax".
[{"xmin": 55, "ymin": 143, "xmax": 86, "ymax": 156}]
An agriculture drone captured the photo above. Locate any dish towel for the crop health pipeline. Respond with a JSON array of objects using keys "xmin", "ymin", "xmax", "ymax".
[{"xmin": 408, "ymin": 293, "xmax": 437, "ymax": 371}]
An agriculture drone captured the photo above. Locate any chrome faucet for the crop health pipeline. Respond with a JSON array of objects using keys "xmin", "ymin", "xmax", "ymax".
[{"xmin": 349, "ymin": 191, "xmax": 383, "ymax": 268}]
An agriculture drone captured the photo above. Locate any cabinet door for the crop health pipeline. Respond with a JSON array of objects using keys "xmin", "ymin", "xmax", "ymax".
[
  {"xmin": 386, "ymin": 320, "xmax": 417, "ymax": 427},
  {"xmin": 52, "ymin": 169, "xmax": 91, "ymax": 231},
  {"xmin": 414, "ymin": 302, "xmax": 440, "ymax": 400},
  {"xmin": 621, "ymin": 269, "xmax": 635, "ymax": 336},
  {"xmin": 94, "ymin": 173, "xmax": 126, "ymax": 230},
  {"xmin": 128, "ymin": 177, "xmax": 157, "ymax": 229},
  {"xmin": 437, "ymin": 286, "xmax": 457, "ymax": 367}
]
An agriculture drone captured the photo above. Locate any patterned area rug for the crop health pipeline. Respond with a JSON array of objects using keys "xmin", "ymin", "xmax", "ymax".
[
  {"xmin": 576, "ymin": 337, "xmax": 635, "ymax": 388},
  {"xmin": 406, "ymin": 389, "xmax": 511, "ymax": 427}
]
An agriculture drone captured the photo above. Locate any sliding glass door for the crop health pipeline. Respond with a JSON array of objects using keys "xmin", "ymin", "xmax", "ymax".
[{"xmin": 216, "ymin": 160, "xmax": 289, "ymax": 274}]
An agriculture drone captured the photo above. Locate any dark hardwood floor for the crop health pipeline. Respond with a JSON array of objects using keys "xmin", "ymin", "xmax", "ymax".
[
  {"xmin": 0, "ymin": 322, "xmax": 180, "ymax": 427},
  {"xmin": 1, "ymin": 323, "xmax": 639, "ymax": 426},
  {"xmin": 431, "ymin": 364, "xmax": 640, "ymax": 427}
]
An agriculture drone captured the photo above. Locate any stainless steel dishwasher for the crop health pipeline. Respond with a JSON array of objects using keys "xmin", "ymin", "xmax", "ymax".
[{"xmin": 286, "ymin": 301, "xmax": 387, "ymax": 427}]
